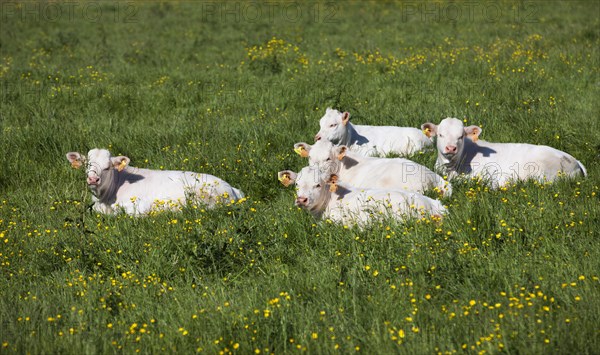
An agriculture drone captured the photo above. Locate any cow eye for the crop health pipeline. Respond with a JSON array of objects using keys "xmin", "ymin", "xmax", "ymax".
[
  {"xmin": 316, "ymin": 184, "xmax": 321, "ymax": 188},
  {"xmin": 329, "ymin": 124, "xmax": 336, "ymax": 128},
  {"xmin": 438, "ymin": 134, "xmax": 443, "ymax": 138}
]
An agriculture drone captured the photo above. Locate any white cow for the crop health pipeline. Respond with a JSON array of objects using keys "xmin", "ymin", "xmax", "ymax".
[
  {"xmin": 293, "ymin": 140, "xmax": 452, "ymax": 197},
  {"xmin": 421, "ymin": 118, "xmax": 587, "ymax": 188},
  {"xmin": 66, "ymin": 148, "xmax": 244, "ymax": 215},
  {"xmin": 278, "ymin": 166, "xmax": 446, "ymax": 228},
  {"xmin": 314, "ymin": 108, "xmax": 432, "ymax": 156}
]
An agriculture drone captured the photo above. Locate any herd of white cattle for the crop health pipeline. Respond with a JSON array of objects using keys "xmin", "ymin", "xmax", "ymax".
[{"xmin": 66, "ymin": 108, "xmax": 587, "ymax": 227}]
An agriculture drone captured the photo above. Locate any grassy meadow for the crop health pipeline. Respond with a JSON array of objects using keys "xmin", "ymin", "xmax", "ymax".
[{"xmin": 1, "ymin": 0, "xmax": 599, "ymax": 353}]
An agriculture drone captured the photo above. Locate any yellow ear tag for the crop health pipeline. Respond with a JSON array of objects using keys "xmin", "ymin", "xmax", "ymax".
[
  {"xmin": 278, "ymin": 173, "xmax": 291, "ymax": 186},
  {"xmin": 423, "ymin": 127, "xmax": 431, "ymax": 137},
  {"xmin": 329, "ymin": 183, "xmax": 338, "ymax": 193},
  {"xmin": 71, "ymin": 161, "xmax": 82, "ymax": 169},
  {"xmin": 117, "ymin": 159, "xmax": 127, "ymax": 172},
  {"xmin": 467, "ymin": 129, "xmax": 479, "ymax": 142},
  {"xmin": 294, "ymin": 146, "xmax": 309, "ymax": 158}
]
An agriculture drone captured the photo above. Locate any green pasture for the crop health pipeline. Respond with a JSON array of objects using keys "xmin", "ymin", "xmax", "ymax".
[{"xmin": 1, "ymin": 1, "xmax": 599, "ymax": 353}]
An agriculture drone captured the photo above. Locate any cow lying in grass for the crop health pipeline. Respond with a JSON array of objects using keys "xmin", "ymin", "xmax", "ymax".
[
  {"xmin": 66, "ymin": 148, "xmax": 244, "ymax": 215},
  {"xmin": 294, "ymin": 140, "xmax": 452, "ymax": 197},
  {"xmin": 421, "ymin": 118, "xmax": 587, "ymax": 188},
  {"xmin": 314, "ymin": 108, "xmax": 432, "ymax": 156},
  {"xmin": 278, "ymin": 166, "xmax": 446, "ymax": 228}
]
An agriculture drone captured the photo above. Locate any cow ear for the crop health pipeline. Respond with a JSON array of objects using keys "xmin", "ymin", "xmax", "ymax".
[
  {"xmin": 278, "ymin": 170, "xmax": 297, "ymax": 187},
  {"xmin": 111, "ymin": 156, "xmax": 130, "ymax": 172},
  {"xmin": 293, "ymin": 142, "xmax": 311, "ymax": 158},
  {"xmin": 66, "ymin": 152, "xmax": 86, "ymax": 169},
  {"xmin": 464, "ymin": 125, "xmax": 482, "ymax": 142},
  {"xmin": 341, "ymin": 112, "xmax": 350, "ymax": 126},
  {"xmin": 336, "ymin": 146, "xmax": 348, "ymax": 161},
  {"xmin": 327, "ymin": 174, "xmax": 339, "ymax": 192},
  {"xmin": 421, "ymin": 123, "xmax": 437, "ymax": 138}
]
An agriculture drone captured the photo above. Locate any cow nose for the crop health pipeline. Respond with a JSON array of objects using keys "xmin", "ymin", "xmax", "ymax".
[
  {"xmin": 87, "ymin": 176, "xmax": 100, "ymax": 185},
  {"xmin": 295, "ymin": 197, "xmax": 308, "ymax": 206},
  {"xmin": 445, "ymin": 145, "xmax": 457, "ymax": 154}
]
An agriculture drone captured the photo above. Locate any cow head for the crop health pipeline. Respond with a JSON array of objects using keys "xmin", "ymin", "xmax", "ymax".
[
  {"xmin": 293, "ymin": 140, "xmax": 344, "ymax": 179},
  {"xmin": 421, "ymin": 118, "xmax": 482, "ymax": 164},
  {"xmin": 314, "ymin": 108, "xmax": 351, "ymax": 144},
  {"xmin": 295, "ymin": 166, "xmax": 337, "ymax": 211},
  {"xmin": 67, "ymin": 149, "xmax": 130, "ymax": 196}
]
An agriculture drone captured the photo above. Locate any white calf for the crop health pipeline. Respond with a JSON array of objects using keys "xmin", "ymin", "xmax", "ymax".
[
  {"xmin": 294, "ymin": 140, "xmax": 452, "ymax": 197},
  {"xmin": 66, "ymin": 148, "xmax": 244, "ymax": 215},
  {"xmin": 421, "ymin": 118, "xmax": 587, "ymax": 188},
  {"xmin": 314, "ymin": 108, "xmax": 432, "ymax": 156},
  {"xmin": 278, "ymin": 166, "xmax": 446, "ymax": 228}
]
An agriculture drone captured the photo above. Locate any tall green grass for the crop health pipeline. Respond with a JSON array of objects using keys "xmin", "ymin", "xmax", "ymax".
[{"xmin": 1, "ymin": 1, "xmax": 599, "ymax": 353}]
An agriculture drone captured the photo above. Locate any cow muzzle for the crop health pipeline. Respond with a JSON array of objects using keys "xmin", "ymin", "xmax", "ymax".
[
  {"xmin": 444, "ymin": 145, "xmax": 458, "ymax": 154},
  {"xmin": 87, "ymin": 176, "xmax": 100, "ymax": 186},
  {"xmin": 295, "ymin": 196, "xmax": 309, "ymax": 207},
  {"xmin": 442, "ymin": 145, "xmax": 459, "ymax": 159}
]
